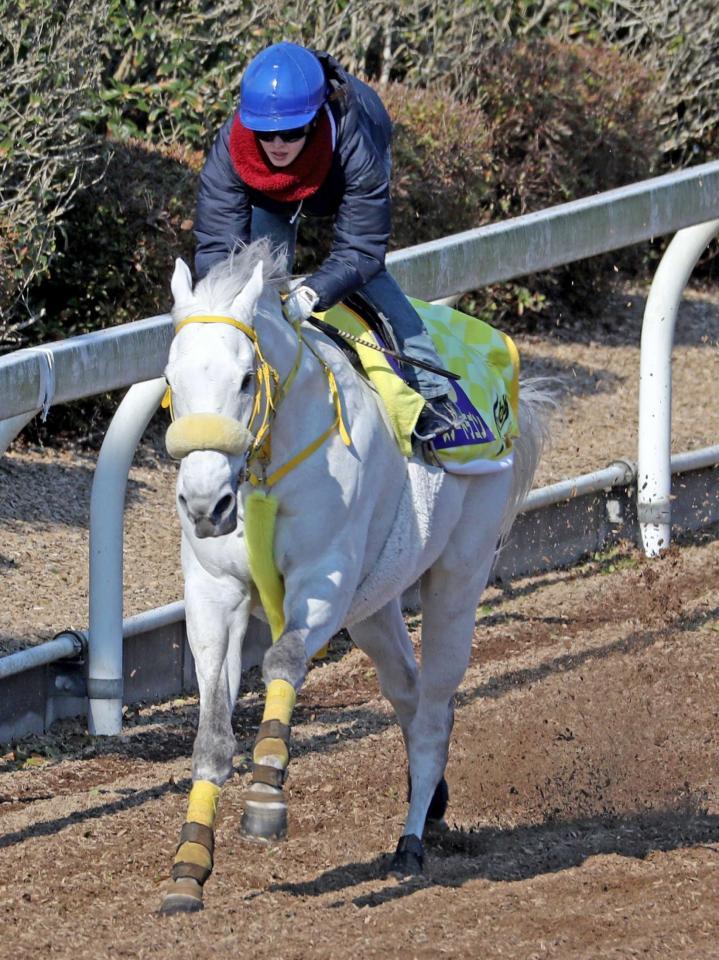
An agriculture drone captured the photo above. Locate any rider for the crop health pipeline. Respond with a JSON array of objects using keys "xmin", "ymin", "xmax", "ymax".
[{"xmin": 194, "ymin": 41, "xmax": 463, "ymax": 441}]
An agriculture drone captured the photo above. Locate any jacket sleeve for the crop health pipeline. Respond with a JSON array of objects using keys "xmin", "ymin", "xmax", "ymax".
[
  {"xmin": 306, "ymin": 137, "xmax": 391, "ymax": 311},
  {"xmin": 194, "ymin": 118, "xmax": 252, "ymax": 279}
]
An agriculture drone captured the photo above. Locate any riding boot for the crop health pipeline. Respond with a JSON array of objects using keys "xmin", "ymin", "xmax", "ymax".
[{"xmin": 413, "ymin": 395, "xmax": 466, "ymax": 442}]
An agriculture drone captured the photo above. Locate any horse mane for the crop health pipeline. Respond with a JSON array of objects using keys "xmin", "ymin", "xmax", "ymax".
[{"xmin": 178, "ymin": 240, "xmax": 288, "ymax": 319}]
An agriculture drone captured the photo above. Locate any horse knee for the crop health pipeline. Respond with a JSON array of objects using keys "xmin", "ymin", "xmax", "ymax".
[
  {"xmin": 192, "ymin": 729, "xmax": 235, "ymax": 783},
  {"xmin": 262, "ymin": 627, "xmax": 307, "ymax": 688}
]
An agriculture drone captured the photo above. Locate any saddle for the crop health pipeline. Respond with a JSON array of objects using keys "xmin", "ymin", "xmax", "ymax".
[{"xmin": 314, "ymin": 293, "xmax": 520, "ymax": 470}]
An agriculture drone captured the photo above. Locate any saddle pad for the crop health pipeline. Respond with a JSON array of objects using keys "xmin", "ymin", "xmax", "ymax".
[{"xmin": 317, "ymin": 296, "xmax": 520, "ymax": 466}]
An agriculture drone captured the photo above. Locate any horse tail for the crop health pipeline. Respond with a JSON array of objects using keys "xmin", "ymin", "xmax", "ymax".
[{"xmin": 499, "ymin": 377, "xmax": 557, "ymax": 545}]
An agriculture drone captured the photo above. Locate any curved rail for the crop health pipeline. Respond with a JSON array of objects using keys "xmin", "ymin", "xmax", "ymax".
[
  {"xmin": 637, "ymin": 220, "xmax": 719, "ymax": 556},
  {"xmin": 87, "ymin": 377, "xmax": 169, "ymax": 734}
]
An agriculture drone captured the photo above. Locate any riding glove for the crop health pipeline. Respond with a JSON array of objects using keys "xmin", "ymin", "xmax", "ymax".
[{"xmin": 284, "ymin": 285, "xmax": 319, "ymax": 323}]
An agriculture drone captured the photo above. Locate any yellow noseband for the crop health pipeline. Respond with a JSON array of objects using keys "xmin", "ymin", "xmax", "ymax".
[{"xmin": 165, "ymin": 413, "xmax": 254, "ymax": 460}]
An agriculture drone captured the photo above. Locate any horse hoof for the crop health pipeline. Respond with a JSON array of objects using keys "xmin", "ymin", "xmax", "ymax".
[
  {"xmin": 159, "ymin": 880, "xmax": 204, "ymax": 915},
  {"xmin": 388, "ymin": 834, "xmax": 424, "ymax": 877},
  {"xmin": 240, "ymin": 801, "xmax": 288, "ymax": 841}
]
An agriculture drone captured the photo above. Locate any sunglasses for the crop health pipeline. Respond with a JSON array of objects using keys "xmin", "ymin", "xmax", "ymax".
[{"xmin": 255, "ymin": 124, "xmax": 311, "ymax": 144}]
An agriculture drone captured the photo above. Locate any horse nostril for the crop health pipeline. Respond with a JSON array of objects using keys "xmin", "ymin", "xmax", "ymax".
[
  {"xmin": 178, "ymin": 493, "xmax": 192, "ymax": 519},
  {"xmin": 213, "ymin": 493, "xmax": 235, "ymax": 522}
]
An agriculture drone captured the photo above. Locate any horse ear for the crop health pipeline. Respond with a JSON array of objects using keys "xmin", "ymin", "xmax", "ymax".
[
  {"xmin": 231, "ymin": 260, "xmax": 264, "ymax": 320},
  {"xmin": 171, "ymin": 258, "xmax": 194, "ymax": 305}
]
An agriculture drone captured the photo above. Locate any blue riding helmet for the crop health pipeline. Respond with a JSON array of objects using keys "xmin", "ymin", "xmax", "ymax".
[{"xmin": 239, "ymin": 42, "xmax": 327, "ymax": 132}]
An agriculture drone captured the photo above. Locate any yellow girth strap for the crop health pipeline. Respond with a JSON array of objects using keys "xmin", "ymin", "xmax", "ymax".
[{"xmin": 244, "ymin": 490, "xmax": 285, "ymax": 642}]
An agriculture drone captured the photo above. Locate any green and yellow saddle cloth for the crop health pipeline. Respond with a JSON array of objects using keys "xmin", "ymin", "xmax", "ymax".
[{"xmin": 317, "ymin": 296, "xmax": 520, "ymax": 470}]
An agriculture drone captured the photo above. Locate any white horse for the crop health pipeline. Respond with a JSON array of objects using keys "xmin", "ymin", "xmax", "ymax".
[{"xmin": 159, "ymin": 240, "xmax": 551, "ymax": 914}]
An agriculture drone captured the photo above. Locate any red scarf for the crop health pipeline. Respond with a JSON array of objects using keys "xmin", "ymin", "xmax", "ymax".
[{"xmin": 229, "ymin": 111, "xmax": 333, "ymax": 203}]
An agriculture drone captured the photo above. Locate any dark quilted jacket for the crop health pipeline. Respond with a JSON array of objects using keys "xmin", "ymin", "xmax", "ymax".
[{"xmin": 194, "ymin": 52, "xmax": 393, "ymax": 311}]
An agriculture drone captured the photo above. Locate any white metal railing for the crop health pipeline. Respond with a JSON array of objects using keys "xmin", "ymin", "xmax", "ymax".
[
  {"xmin": 2, "ymin": 161, "xmax": 719, "ymax": 734},
  {"xmin": 638, "ymin": 220, "xmax": 719, "ymax": 555},
  {"xmin": 386, "ymin": 160, "xmax": 719, "ymax": 299},
  {"xmin": 3, "ymin": 160, "xmax": 719, "ymax": 425}
]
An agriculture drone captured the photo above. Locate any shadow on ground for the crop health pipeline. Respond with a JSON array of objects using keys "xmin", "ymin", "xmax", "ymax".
[
  {"xmin": 2, "ymin": 582, "xmax": 715, "ymax": 852},
  {"xmin": 264, "ymin": 803, "xmax": 719, "ymax": 907}
]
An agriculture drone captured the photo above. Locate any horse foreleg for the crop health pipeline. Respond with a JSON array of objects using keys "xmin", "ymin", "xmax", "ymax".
[
  {"xmin": 160, "ymin": 565, "xmax": 249, "ymax": 914},
  {"xmin": 240, "ymin": 675, "xmax": 295, "ymax": 840},
  {"xmin": 241, "ymin": 555, "xmax": 357, "ymax": 841}
]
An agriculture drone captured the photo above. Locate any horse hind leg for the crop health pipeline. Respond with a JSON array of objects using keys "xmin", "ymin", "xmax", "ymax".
[
  {"xmin": 392, "ymin": 591, "xmax": 473, "ymax": 876},
  {"xmin": 350, "ymin": 603, "xmax": 454, "ymax": 851},
  {"xmin": 406, "ymin": 732, "xmax": 451, "ymax": 824},
  {"xmin": 392, "ymin": 469, "xmax": 512, "ymax": 876},
  {"xmin": 348, "ymin": 598, "xmax": 420, "ymax": 740}
]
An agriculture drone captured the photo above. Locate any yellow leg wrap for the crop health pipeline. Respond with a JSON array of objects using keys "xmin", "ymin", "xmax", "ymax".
[
  {"xmin": 169, "ymin": 780, "xmax": 220, "ymax": 891},
  {"xmin": 174, "ymin": 841, "xmax": 212, "ymax": 871},
  {"xmin": 262, "ymin": 679, "xmax": 296, "ymax": 726},
  {"xmin": 253, "ymin": 737, "xmax": 289, "ymax": 767},
  {"xmin": 186, "ymin": 779, "xmax": 220, "ymax": 828},
  {"xmin": 252, "ymin": 679, "xmax": 296, "ymax": 767}
]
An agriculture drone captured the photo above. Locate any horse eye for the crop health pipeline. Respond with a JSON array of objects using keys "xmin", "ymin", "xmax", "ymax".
[{"xmin": 240, "ymin": 372, "xmax": 253, "ymax": 392}]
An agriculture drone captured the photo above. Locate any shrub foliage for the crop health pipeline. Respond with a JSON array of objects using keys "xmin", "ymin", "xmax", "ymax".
[
  {"xmin": 94, "ymin": 0, "xmax": 717, "ymax": 164},
  {"xmin": 0, "ymin": 0, "xmax": 109, "ymax": 348},
  {"xmin": 30, "ymin": 39, "xmax": 657, "ymax": 355}
]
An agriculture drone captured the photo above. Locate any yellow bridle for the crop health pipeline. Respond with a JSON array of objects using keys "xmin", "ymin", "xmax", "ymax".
[{"xmin": 164, "ymin": 312, "xmax": 350, "ymax": 487}]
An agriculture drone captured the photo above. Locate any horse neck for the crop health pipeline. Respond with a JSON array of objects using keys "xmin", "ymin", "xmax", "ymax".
[{"xmin": 254, "ymin": 303, "xmax": 343, "ymax": 461}]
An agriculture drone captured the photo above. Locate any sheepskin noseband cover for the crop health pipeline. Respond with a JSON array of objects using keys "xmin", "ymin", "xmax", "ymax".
[{"xmin": 166, "ymin": 413, "xmax": 254, "ymax": 460}]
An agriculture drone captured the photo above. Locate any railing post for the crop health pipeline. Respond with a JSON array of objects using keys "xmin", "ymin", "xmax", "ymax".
[
  {"xmin": 637, "ymin": 220, "xmax": 719, "ymax": 557},
  {"xmin": 87, "ymin": 377, "xmax": 168, "ymax": 735}
]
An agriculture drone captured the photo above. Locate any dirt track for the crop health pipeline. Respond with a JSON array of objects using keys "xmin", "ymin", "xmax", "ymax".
[
  {"xmin": 1, "ymin": 283, "xmax": 719, "ymax": 956},
  {"xmin": 1, "ymin": 533, "xmax": 719, "ymax": 958}
]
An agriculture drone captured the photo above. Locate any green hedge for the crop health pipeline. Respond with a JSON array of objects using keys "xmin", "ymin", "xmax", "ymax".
[{"xmin": 0, "ymin": 0, "xmax": 109, "ymax": 346}]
